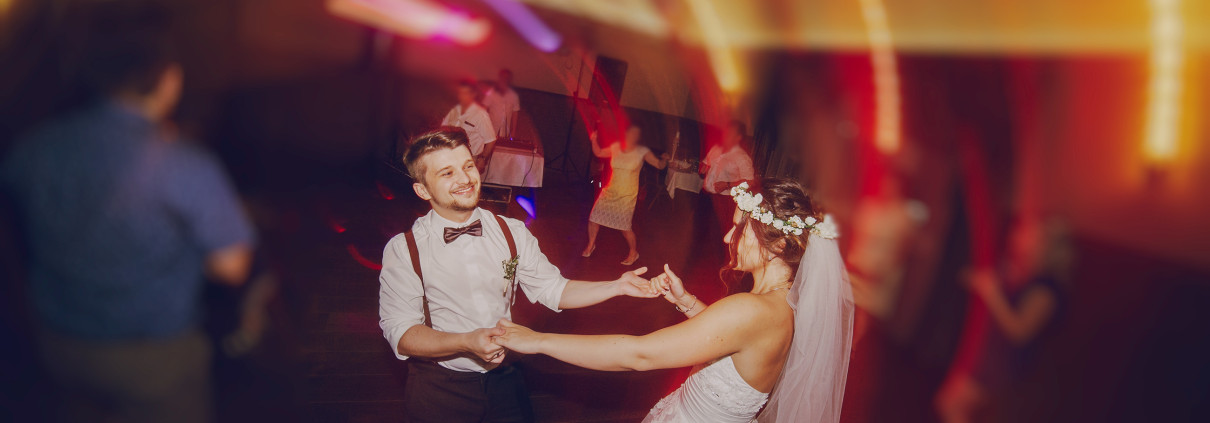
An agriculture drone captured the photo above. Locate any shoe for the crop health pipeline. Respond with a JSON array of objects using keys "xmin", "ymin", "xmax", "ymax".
[
  {"xmin": 582, "ymin": 244, "xmax": 596, "ymax": 257},
  {"xmin": 621, "ymin": 252, "xmax": 639, "ymax": 266}
]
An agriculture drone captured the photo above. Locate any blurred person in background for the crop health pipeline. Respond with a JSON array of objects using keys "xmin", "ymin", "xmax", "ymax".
[
  {"xmin": 441, "ymin": 79, "xmax": 496, "ymax": 173},
  {"xmin": 847, "ymin": 162, "xmax": 929, "ymax": 340},
  {"xmin": 582, "ymin": 124, "xmax": 669, "ymax": 265},
  {"xmin": 934, "ymin": 217, "xmax": 1073, "ymax": 423},
  {"xmin": 482, "ymin": 68, "xmax": 520, "ymax": 140},
  {"xmin": 701, "ymin": 120, "xmax": 757, "ymax": 236},
  {"xmin": 0, "ymin": 7, "xmax": 254, "ymax": 422}
]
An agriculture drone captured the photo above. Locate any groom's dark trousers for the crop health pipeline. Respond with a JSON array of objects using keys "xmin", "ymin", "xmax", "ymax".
[{"xmin": 405, "ymin": 360, "xmax": 534, "ymax": 423}]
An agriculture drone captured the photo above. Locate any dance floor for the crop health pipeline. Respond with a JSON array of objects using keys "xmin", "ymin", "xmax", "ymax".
[
  {"xmin": 209, "ymin": 170, "xmax": 1210, "ymax": 423},
  {"xmin": 7, "ymin": 169, "xmax": 1207, "ymax": 422}
]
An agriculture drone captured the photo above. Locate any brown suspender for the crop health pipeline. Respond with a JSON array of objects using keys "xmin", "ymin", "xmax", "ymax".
[{"xmin": 402, "ymin": 215, "xmax": 518, "ymax": 329}]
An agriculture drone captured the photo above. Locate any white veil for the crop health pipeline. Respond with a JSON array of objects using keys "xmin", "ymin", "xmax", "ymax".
[{"xmin": 756, "ymin": 235, "xmax": 855, "ymax": 423}]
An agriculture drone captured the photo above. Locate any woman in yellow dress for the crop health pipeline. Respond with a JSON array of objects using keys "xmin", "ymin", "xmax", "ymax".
[{"xmin": 582, "ymin": 125, "xmax": 669, "ymax": 265}]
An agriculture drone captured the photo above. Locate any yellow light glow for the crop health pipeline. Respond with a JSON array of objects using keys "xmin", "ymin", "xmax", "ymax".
[
  {"xmin": 859, "ymin": 0, "xmax": 901, "ymax": 154},
  {"xmin": 1144, "ymin": 0, "xmax": 1183, "ymax": 164},
  {"xmin": 685, "ymin": 0, "xmax": 741, "ymax": 93},
  {"xmin": 326, "ymin": 0, "xmax": 490, "ymax": 45}
]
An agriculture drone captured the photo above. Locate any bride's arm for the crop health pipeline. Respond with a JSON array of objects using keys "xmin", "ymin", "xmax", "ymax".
[{"xmin": 494, "ymin": 294, "xmax": 770, "ymax": 372}]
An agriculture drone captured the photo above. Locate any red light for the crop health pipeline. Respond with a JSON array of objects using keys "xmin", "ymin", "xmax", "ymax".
[
  {"xmin": 346, "ymin": 244, "xmax": 383, "ymax": 271},
  {"xmin": 376, "ymin": 181, "xmax": 396, "ymax": 200}
]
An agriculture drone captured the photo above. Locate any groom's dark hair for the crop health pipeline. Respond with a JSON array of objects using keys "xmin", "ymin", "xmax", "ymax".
[{"xmin": 402, "ymin": 127, "xmax": 471, "ymax": 183}]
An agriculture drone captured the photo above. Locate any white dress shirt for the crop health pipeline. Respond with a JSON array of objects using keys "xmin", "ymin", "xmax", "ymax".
[
  {"xmin": 703, "ymin": 145, "xmax": 756, "ymax": 194},
  {"xmin": 482, "ymin": 87, "xmax": 520, "ymax": 138},
  {"xmin": 379, "ymin": 208, "xmax": 568, "ymax": 373},
  {"xmin": 441, "ymin": 103, "xmax": 496, "ymax": 156}
]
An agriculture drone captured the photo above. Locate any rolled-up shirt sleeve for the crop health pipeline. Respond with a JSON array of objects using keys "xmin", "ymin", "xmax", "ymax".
[
  {"xmin": 510, "ymin": 220, "xmax": 568, "ymax": 312},
  {"xmin": 379, "ymin": 233, "xmax": 427, "ymax": 360}
]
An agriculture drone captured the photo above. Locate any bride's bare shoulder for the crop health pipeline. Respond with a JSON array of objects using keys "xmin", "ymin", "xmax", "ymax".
[{"xmin": 708, "ymin": 293, "xmax": 793, "ymax": 326}]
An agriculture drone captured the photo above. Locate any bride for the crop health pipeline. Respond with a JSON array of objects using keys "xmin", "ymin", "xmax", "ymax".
[{"xmin": 493, "ymin": 178, "xmax": 854, "ymax": 422}]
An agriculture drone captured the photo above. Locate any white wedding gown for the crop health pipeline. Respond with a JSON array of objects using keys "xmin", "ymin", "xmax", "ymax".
[{"xmin": 642, "ymin": 355, "xmax": 769, "ymax": 423}]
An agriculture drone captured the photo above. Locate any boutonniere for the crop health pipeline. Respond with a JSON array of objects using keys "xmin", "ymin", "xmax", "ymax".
[
  {"xmin": 502, "ymin": 255, "xmax": 519, "ymax": 282},
  {"xmin": 501, "ymin": 254, "xmax": 519, "ymax": 298}
]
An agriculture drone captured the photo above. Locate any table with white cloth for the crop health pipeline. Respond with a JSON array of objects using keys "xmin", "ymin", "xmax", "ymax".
[
  {"xmin": 665, "ymin": 168, "xmax": 703, "ymax": 198},
  {"xmin": 484, "ymin": 139, "xmax": 544, "ymax": 187}
]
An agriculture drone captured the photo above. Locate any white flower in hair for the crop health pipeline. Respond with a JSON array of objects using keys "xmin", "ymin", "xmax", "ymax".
[
  {"xmin": 759, "ymin": 212, "xmax": 774, "ymax": 224},
  {"xmin": 810, "ymin": 214, "xmax": 840, "ymax": 240},
  {"xmin": 730, "ymin": 181, "xmax": 839, "ymax": 239}
]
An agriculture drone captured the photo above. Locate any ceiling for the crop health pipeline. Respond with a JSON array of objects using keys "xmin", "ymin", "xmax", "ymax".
[{"xmin": 520, "ymin": 0, "xmax": 1210, "ymax": 53}]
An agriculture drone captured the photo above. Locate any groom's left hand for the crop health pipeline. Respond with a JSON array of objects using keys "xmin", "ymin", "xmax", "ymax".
[{"xmin": 616, "ymin": 267, "xmax": 661, "ymax": 298}]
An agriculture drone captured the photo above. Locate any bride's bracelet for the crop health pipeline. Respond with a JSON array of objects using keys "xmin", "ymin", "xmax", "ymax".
[{"xmin": 675, "ymin": 295, "xmax": 698, "ymax": 313}]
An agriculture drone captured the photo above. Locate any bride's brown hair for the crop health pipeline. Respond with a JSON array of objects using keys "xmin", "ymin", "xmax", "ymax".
[{"xmin": 721, "ymin": 178, "xmax": 822, "ymax": 283}]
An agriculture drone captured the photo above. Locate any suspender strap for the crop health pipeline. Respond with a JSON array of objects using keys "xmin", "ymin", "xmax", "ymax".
[
  {"xmin": 494, "ymin": 214, "xmax": 518, "ymax": 259},
  {"xmin": 404, "ymin": 215, "xmax": 518, "ymax": 330},
  {"xmin": 403, "ymin": 230, "xmax": 432, "ymax": 328},
  {"xmin": 494, "ymin": 215, "xmax": 520, "ymax": 309}
]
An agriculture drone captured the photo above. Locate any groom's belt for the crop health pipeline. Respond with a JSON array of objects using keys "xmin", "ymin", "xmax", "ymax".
[{"xmin": 411, "ymin": 359, "xmax": 516, "ymax": 379}]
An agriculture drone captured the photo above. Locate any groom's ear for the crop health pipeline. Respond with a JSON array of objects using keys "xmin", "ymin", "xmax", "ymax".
[{"xmin": 413, "ymin": 182, "xmax": 432, "ymax": 201}]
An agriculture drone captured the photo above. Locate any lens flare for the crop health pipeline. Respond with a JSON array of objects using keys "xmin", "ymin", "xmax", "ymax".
[
  {"xmin": 326, "ymin": 0, "xmax": 490, "ymax": 45},
  {"xmin": 1145, "ymin": 0, "xmax": 1183, "ymax": 165},
  {"xmin": 859, "ymin": 0, "xmax": 902, "ymax": 155}
]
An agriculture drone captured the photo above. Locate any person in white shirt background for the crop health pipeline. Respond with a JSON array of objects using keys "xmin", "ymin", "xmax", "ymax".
[
  {"xmin": 701, "ymin": 120, "xmax": 757, "ymax": 236},
  {"xmin": 441, "ymin": 80, "xmax": 496, "ymax": 172},
  {"xmin": 379, "ymin": 128, "xmax": 662, "ymax": 422},
  {"xmin": 482, "ymin": 68, "xmax": 521, "ymax": 140},
  {"xmin": 701, "ymin": 120, "xmax": 757, "ymax": 195}
]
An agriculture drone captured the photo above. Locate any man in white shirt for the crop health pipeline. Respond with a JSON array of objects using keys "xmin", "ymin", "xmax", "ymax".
[
  {"xmin": 441, "ymin": 80, "xmax": 496, "ymax": 171},
  {"xmin": 701, "ymin": 120, "xmax": 756, "ymax": 195},
  {"xmin": 482, "ymin": 68, "xmax": 521, "ymax": 140},
  {"xmin": 380, "ymin": 128, "xmax": 660, "ymax": 422},
  {"xmin": 700, "ymin": 120, "xmax": 758, "ymax": 237}
]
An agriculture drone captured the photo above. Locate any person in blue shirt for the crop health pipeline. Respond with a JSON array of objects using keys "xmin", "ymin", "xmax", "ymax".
[{"xmin": 0, "ymin": 21, "xmax": 253, "ymax": 423}]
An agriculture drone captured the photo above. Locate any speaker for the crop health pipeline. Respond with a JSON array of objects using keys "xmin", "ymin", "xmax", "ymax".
[{"xmin": 589, "ymin": 56, "xmax": 628, "ymax": 109}]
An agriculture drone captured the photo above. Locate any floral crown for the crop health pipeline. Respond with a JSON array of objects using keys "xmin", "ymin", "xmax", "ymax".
[{"xmin": 729, "ymin": 182, "xmax": 839, "ymax": 239}]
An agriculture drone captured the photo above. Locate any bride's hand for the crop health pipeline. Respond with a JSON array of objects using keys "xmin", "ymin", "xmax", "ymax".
[
  {"xmin": 654, "ymin": 264, "xmax": 693, "ymax": 307},
  {"xmin": 492, "ymin": 319, "xmax": 544, "ymax": 355}
]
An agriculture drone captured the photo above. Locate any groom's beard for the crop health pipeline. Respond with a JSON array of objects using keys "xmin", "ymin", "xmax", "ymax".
[{"xmin": 442, "ymin": 182, "xmax": 480, "ymax": 212}]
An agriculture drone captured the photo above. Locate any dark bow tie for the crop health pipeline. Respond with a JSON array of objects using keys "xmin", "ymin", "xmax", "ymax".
[{"xmin": 443, "ymin": 219, "xmax": 483, "ymax": 243}]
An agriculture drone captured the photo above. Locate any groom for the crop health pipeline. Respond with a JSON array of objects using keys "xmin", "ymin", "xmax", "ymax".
[{"xmin": 379, "ymin": 128, "xmax": 659, "ymax": 422}]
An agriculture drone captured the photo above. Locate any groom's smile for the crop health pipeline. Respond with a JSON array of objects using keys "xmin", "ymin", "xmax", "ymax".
[{"xmin": 413, "ymin": 145, "xmax": 482, "ymax": 218}]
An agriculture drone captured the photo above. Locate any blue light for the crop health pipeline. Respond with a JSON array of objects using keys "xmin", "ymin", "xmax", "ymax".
[{"xmin": 516, "ymin": 195, "xmax": 536, "ymax": 219}]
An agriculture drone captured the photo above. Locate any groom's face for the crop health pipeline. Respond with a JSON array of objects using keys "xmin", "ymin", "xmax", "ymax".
[{"xmin": 412, "ymin": 146, "xmax": 481, "ymax": 214}]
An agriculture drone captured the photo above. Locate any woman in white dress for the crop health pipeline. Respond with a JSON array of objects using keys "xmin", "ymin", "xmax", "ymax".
[
  {"xmin": 496, "ymin": 178, "xmax": 854, "ymax": 422},
  {"xmin": 583, "ymin": 125, "xmax": 669, "ymax": 265}
]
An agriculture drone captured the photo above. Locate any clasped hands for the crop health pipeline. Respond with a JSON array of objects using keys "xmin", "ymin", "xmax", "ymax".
[{"xmin": 471, "ymin": 266, "xmax": 696, "ymax": 362}]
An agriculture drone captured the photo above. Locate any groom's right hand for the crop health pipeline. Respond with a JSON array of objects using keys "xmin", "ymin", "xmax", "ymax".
[{"xmin": 465, "ymin": 327, "xmax": 508, "ymax": 363}]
